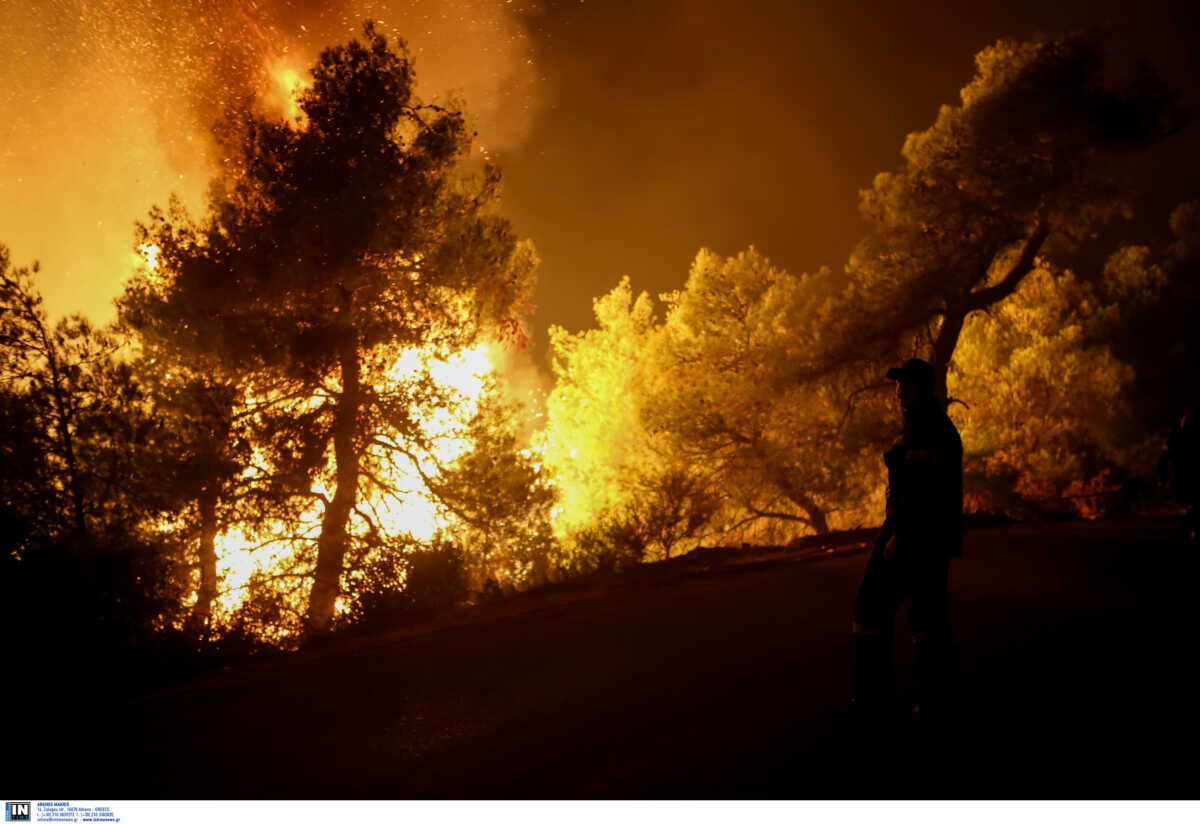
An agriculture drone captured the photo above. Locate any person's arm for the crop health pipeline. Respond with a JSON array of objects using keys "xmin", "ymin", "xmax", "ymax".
[
  {"xmin": 876, "ymin": 508, "xmax": 897, "ymax": 552},
  {"xmin": 885, "ymin": 434, "xmax": 948, "ymax": 547},
  {"xmin": 876, "ymin": 445, "xmax": 904, "ymax": 553}
]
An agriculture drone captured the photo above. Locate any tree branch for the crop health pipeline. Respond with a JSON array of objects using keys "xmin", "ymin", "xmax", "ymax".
[{"xmin": 965, "ymin": 210, "xmax": 1051, "ymax": 313}]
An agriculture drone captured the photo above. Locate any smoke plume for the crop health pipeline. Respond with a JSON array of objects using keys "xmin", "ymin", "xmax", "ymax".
[{"xmin": 0, "ymin": 0, "xmax": 543, "ymax": 322}]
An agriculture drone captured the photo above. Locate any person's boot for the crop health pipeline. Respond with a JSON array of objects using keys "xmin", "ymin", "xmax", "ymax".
[
  {"xmin": 912, "ymin": 636, "xmax": 956, "ymax": 729},
  {"xmin": 841, "ymin": 631, "xmax": 897, "ymax": 738}
]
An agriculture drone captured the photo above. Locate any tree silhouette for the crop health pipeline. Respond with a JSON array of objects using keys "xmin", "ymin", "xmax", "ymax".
[
  {"xmin": 1, "ymin": 248, "xmax": 146, "ymax": 550},
  {"xmin": 126, "ymin": 354, "xmax": 260, "ymax": 638},
  {"xmin": 837, "ymin": 35, "xmax": 1186, "ymax": 401},
  {"xmin": 122, "ymin": 24, "xmax": 536, "ymax": 636},
  {"xmin": 1, "ymin": 247, "xmax": 188, "ymax": 648}
]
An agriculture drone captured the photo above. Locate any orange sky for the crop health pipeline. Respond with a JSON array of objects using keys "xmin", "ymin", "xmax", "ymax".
[{"xmin": 0, "ymin": 0, "xmax": 542, "ymax": 325}]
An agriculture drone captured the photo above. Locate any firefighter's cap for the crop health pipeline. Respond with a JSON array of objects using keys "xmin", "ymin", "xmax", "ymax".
[{"xmin": 886, "ymin": 358, "xmax": 936, "ymax": 393}]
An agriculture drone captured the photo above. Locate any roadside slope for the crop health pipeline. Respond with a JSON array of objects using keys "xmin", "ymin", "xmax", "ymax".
[{"xmin": 100, "ymin": 517, "xmax": 1197, "ymax": 797}]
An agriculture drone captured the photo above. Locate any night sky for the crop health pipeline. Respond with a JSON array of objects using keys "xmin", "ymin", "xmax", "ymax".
[{"xmin": 3, "ymin": 0, "xmax": 1198, "ymax": 364}]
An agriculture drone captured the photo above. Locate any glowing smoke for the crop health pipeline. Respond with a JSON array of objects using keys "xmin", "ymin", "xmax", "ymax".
[{"xmin": 0, "ymin": 0, "xmax": 543, "ymax": 323}]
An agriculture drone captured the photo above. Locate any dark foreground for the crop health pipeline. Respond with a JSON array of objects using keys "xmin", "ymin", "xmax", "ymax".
[{"xmin": 39, "ymin": 517, "xmax": 1200, "ymax": 798}]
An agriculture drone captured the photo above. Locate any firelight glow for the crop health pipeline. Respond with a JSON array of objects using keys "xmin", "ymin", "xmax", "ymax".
[
  {"xmin": 0, "ymin": 0, "xmax": 542, "ymax": 326},
  {"xmin": 209, "ymin": 341, "xmax": 495, "ymax": 626},
  {"xmin": 138, "ymin": 243, "xmax": 161, "ymax": 273},
  {"xmin": 267, "ymin": 59, "xmax": 311, "ymax": 126}
]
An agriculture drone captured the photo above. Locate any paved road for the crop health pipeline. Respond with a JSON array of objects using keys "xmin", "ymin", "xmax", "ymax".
[{"xmin": 88, "ymin": 517, "xmax": 1200, "ymax": 797}]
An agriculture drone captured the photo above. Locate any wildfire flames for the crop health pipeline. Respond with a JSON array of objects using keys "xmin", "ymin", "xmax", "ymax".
[
  {"xmin": 207, "ymin": 342, "xmax": 496, "ymax": 625},
  {"xmin": 266, "ymin": 58, "xmax": 311, "ymax": 126},
  {"xmin": 100, "ymin": 23, "xmax": 554, "ymax": 642},
  {"xmin": 0, "ymin": 0, "xmax": 551, "ymax": 641},
  {"xmin": 133, "ymin": 145, "xmax": 516, "ymax": 634},
  {"xmin": 0, "ymin": 0, "xmax": 541, "ymax": 327}
]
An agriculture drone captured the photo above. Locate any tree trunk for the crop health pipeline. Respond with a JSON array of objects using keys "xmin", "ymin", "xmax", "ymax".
[
  {"xmin": 41, "ymin": 330, "xmax": 87, "ymax": 541},
  {"xmin": 188, "ymin": 484, "xmax": 220, "ymax": 638},
  {"xmin": 795, "ymin": 494, "xmax": 831, "ymax": 535},
  {"xmin": 306, "ymin": 340, "xmax": 362, "ymax": 636},
  {"xmin": 931, "ymin": 300, "xmax": 967, "ymax": 410},
  {"xmin": 778, "ymin": 476, "xmax": 830, "ymax": 534},
  {"xmin": 934, "ymin": 214, "xmax": 1051, "ymax": 409},
  {"xmin": 767, "ymin": 454, "xmax": 831, "ymax": 534}
]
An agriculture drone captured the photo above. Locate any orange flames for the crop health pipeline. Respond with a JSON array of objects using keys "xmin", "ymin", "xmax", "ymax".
[
  {"xmin": 265, "ymin": 58, "xmax": 311, "ymax": 126},
  {"xmin": 209, "ymin": 342, "xmax": 496, "ymax": 625},
  {"xmin": 1, "ymin": 4, "xmax": 547, "ymax": 639},
  {"xmin": 0, "ymin": 0, "xmax": 541, "ymax": 326}
]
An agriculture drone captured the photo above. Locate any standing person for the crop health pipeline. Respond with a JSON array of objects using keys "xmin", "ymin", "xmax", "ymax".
[{"xmin": 850, "ymin": 358, "xmax": 963, "ymax": 727}]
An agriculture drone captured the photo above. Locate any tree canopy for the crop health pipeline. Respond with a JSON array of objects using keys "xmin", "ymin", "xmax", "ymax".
[
  {"xmin": 120, "ymin": 24, "xmax": 538, "ymax": 636},
  {"xmin": 645, "ymin": 248, "xmax": 887, "ymax": 537},
  {"xmin": 831, "ymin": 35, "xmax": 1186, "ymax": 400},
  {"xmin": 537, "ymin": 278, "xmax": 702, "ymax": 568}
]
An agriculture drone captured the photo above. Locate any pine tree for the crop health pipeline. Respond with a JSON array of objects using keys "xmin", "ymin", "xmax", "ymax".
[
  {"xmin": 121, "ymin": 24, "xmax": 536, "ymax": 635},
  {"xmin": 835, "ymin": 35, "xmax": 1185, "ymax": 400}
]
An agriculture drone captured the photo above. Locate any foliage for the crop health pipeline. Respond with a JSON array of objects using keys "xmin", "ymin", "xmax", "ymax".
[
  {"xmin": 564, "ymin": 466, "xmax": 722, "ymax": 572},
  {"xmin": 537, "ymin": 278, "xmax": 718, "ymax": 569},
  {"xmin": 947, "ymin": 199, "xmax": 1200, "ymax": 514},
  {"xmin": 950, "ymin": 263, "xmax": 1137, "ymax": 513},
  {"xmin": 539, "ymin": 249, "xmax": 892, "ymax": 561},
  {"xmin": 831, "ymin": 34, "xmax": 1185, "ymax": 398},
  {"xmin": 336, "ymin": 539, "xmax": 467, "ymax": 634},
  {"xmin": 539, "ymin": 279, "xmax": 657, "ymax": 538},
  {"xmin": 120, "ymin": 24, "xmax": 537, "ymax": 636},
  {"xmin": 646, "ymin": 248, "xmax": 888, "ymax": 538},
  {"xmin": 1097, "ymin": 202, "xmax": 1200, "ymax": 438},
  {"xmin": 429, "ymin": 385, "xmax": 558, "ymax": 591},
  {"xmin": 0, "ymin": 248, "xmax": 190, "ymax": 647}
]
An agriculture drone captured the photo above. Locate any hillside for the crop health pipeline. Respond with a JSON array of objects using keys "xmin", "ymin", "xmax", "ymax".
[{"xmin": 35, "ymin": 516, "xmax": 1198, "ymax": 798}]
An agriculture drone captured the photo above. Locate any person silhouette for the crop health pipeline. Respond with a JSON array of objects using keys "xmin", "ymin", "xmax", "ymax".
[{"xmin": 849, "ymin": 358, "xmax": 963, "ymax": 727}]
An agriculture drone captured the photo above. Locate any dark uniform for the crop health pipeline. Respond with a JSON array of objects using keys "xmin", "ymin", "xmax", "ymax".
[{"xmin": 852, "ymin": 361, "xmax": 963, "ymax": 717}]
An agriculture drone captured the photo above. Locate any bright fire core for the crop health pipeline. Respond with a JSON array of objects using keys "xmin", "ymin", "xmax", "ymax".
[{"xmin": 211, "ymin": 342, "xmax": 494, "ymax": 623}]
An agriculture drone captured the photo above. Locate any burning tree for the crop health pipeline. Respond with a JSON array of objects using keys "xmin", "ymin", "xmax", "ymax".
[
  {"xmin": 121, "ymin": 25, "xmax": 538, "ymax": 637},
  {"xmin": 538, "ymin": 278, "xmax": 720, "ymax": 567},
  {"xmin": 540, "ymin": 249, "xmax": 896, "ymax": 555},
  {"xmin": 121, "ymin": 347, "xmax": 289, "ymax": 640}
]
